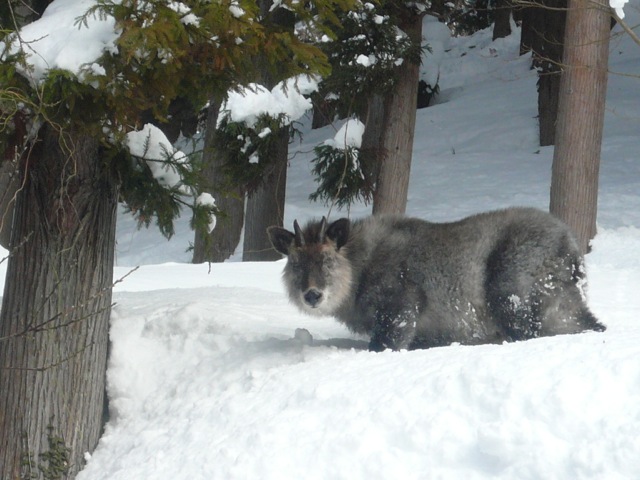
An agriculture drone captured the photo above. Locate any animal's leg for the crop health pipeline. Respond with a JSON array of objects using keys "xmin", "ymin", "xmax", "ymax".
[{"xmin": 368, "ymin": 307, "xmax": 419, "ymax": 352}]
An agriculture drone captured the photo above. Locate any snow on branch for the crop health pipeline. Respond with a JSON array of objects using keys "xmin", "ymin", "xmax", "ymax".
[
  {"xmin": 610, "ymin": 0, "xmax": 630, "ymax": 18},
  {"xmin": 125, "ymin": 123, "xmax": 186, "ymax": 189},
  {"xmin": 218, "ymin": 75, "xmax": 319, "ymax": 128},
  {"xmin": 2, "ymin": 0, "xmax": 119, "ymax": 85},
  {"xmin": 125, "ymin": 124, "xmax": 218, "ymax": 232}
]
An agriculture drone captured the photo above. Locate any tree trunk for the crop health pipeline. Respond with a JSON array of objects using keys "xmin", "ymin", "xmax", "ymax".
[
  {"xmin": 0, "ymin": 159, "xmax": 19, "ymax": 248},
  {"xmin": 492, "ymin": 0, "xmax": 512, "ymax": 41},
  {"xmin": 241, "ymin": 0, "xmax": 293, "ymax": 261},
  {"xmin": 0, "ymin": 125, "xmax": 117, "ymax": 479},
  {"xmin": 242, "ymin": 127, "xmax": 288, "ymax": 261},
  {"xmin": 550, "ymin": 0, "xmax": 610, "ymax": 254},
  {"xmin": 520, "ymin": 0, "xmax": 567, "ymax": 146},
  {"xmin": 311, "ymin": 92, "xmax": 334, "ymax": 130},
  {"xmin": 360, "ymin": 93, "xmax": 385, "ymax": 193},
  {"xmin": 192, "ymin": 103, "xmax": 245, "ymax": 263},
  {"xmin": 372, "ymin": 13, "xmax": 422, "ymax": 215},
  {"xmin": 538, "ymin": 71, "xmax": 562, "ymax": 146},
  {"xmin": 1, "ymin": 0, "xmax": 52, "ymax": 248}
]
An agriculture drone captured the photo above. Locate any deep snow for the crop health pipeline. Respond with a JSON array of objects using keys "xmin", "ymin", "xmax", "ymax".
[{"xmin": 2, "ymin": 4, "xmax": 640, "ymax": 479}]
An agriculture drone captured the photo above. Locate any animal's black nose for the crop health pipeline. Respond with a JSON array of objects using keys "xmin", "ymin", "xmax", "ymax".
[{"xmin": 304, "ymin": 289, "xmax": 323, "ymax": 307}]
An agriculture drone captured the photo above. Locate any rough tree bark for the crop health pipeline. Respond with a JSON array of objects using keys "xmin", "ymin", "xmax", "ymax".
[
  {"xmin": 360, "ymin": 93, "xmax": 385, "ymax": 194},
  {"xmin": 537, "ymin": 67, "xmax": 563, "ymax": 146},
  {"xmin": 0, "ymin": 159, "xmax": 19, "ymax": 248},
  {"xmin": 520, "ymin": 0, "xmax": 567, "ymax": 146},
  {"xmin": 0, "ymin": 125, "xmax": 118, "ymax": 478},
  {"xmin": 242, "ymin": 127, "xmax": 288, "ymax": 261},
  {"xmin": 192, "ymin": 102, "xmax": 245, "ymax": 263},
  {"xmin": 492, "ymin": 0, "xmax": 512, "ymax": 40},
  {"xmin": 242, "ymin": 0, "xmax": 294, "ymax": 261},
  {"xmin": 372, "ymin": 12, "xmax": 423, "ymax": 215},
  {"xmin": 550, "ymin": 0, "xmax": 610, "ymax": 253},
  {"xmin": 0, "ymin": 0, "xmax": 53, "ymax": 248}
]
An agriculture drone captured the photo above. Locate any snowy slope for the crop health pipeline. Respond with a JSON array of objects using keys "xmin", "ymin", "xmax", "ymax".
[{"xmin": 6, "ymin": 4, "xmax": 640, "ymax": 479}]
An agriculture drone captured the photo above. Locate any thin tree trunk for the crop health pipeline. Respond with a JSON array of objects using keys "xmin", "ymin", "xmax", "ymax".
[
  {"xmin": 360, "ymin": 93, "xmax": 385, "ymax": 191},
  {"xmin": 242, "ymin": 0, "xmax": 293, "ymax": 261},
  {"xmin": 192, "ymin": 103, "xmax": 244, "ymax": 263},
  {"xmin": 0, "ymin": 125, "xmax": 118, "ymax": 479},
  {"xmin": 311, "ymin": 92, "xmax": 334, "ymax": 130},
  {"xmin": 520, "ymin": 0, "xmax": 567, "ymax": 146},
  {"xmin": 550, "ymin": 0, "xmax": 610, "ymax": 253},
  {"xmin": 372, "ymin": 13, "xmax": 422, "ymax": 215},
  {"xmin": 538, "ymin": 70, "xmax": 562, "ymax": 146},
  {"xmin": 242, "ymin": 127, "xmax": 288, "ymax": 261},
  {"xmin": 492, "ymin": 0, "xmax": 512, "ymax": 40}
]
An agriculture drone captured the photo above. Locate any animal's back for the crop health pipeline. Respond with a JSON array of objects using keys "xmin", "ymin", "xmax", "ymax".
[
  {"xmin": 343, "ymin": 214, "xmax": 499, "ymax": 346},
  {"xmin": 341, "ymin": 208, "xmax": 603, "ymax": 349}
]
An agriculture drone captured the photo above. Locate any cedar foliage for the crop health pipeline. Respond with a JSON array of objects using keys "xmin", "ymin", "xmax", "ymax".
[
  {"xmin": 308, "ymin": 0, "xmax": 427, "ymax": 208},
  {"xmin": 1, "ymin": 0, "xmax": 350, "ymax": 236},
  {"xmin": 215, "ymin": 112, "xmax": 293, "ymax": 195},
  {"xmin": 320, "ymin": 1, "xmax": 422, "ymax": 117},
  {"xmin": 310, "ymin": 144, "xmax": 369, "ymax": 207}
]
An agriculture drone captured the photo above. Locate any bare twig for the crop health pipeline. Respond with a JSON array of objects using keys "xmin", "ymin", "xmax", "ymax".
[
  {"xmin": 612, "ymin": 9, "xmax": 640, "ymax": 47},
  {"xmin": 0, "ymin": 266, "xmax": 140, "ymax": 344},
  {"xmin": 2, "ymin": 341, "xmax": 96, "ymax": 372}
]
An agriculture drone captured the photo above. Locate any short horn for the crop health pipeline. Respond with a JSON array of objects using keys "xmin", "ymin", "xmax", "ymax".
[
  {"xmin": 293, "ymin": 220, "xmax": 305, "ymax": 246},
  {"xmin": 319, "ymin": 216, "xmax": 328, "ymax": 242}
]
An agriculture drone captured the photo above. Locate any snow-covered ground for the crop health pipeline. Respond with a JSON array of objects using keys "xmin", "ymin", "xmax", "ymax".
[{"xmin": 4, "ymin": 4, "xmax": 640, "ymax": 479}]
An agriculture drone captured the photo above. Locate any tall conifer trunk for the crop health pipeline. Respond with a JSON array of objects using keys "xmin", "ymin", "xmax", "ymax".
[
  {"xmin": 0, "ymin": 125, "xmax": 118, "ymax": 478},
  {"xmin": 550, "ymin": 0, "xmax": 610, "ymax": 253},
  {"xmin": 372, "ymin": 12, "xmax": 422, "ymax": 215},
  {"xmin": 242, "ymin": 127, "xmax": 288, "ymax": 261},
  {"xmin": 242, "ymin": 0, "xmax": 294, "ymax": 261},
  {"xmin": 492, "ymin": 0, "xmax": 512, "ymax": 40},
  {"xmin": 193, "ymin": 103, "xmax": 245, "ymax": 263},
  {"xmin": 520, "ymin": 0, "xmax": 567, "ymax": 146},
  {"xmin": 360, "ymin": 93, "xmax": 385, "ymax": 194}
]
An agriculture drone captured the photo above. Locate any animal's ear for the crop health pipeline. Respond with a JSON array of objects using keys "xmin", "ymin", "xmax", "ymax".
[
  {"xmin": 326, "ymin": 218, "xmax": 350, "ymax": 250},
  {"xmin": 267, "ymin": 226, "xmax": 295, "ymax": 256}
]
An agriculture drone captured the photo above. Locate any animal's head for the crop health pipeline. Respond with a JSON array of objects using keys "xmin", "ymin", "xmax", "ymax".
[{"xmin": 267, "ymin": 217, "xmax": 352, "ymax": 316}]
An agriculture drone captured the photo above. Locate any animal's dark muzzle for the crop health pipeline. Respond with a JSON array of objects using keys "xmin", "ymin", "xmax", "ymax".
[{"xmin": 303, "ymin": 288, "xmax": 323, "ymax": 307}]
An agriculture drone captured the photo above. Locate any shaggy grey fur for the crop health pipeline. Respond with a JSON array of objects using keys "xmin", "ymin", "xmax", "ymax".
[{"xmin": 268, "ymin": 208, "xmax": 605, "ymax": 351}]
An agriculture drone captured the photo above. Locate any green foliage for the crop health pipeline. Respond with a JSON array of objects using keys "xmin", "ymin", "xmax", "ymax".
[
  {"xmin": 190, "ymin": 192, "xmax": 220, "ymax": 235},
  {"xmin": 113, "ymin": 131, "xmax": 218, "ymax": 239},
  {"xmin": 0, "ymin": 0, "xmax": 354, "ymax": 236},
  {"xmin": 319, "ymin": 0, "xmax": 424, "ymax": 116},
  {"xmin": 38, "ymin": 426, "xmax": 71, "ymax": 480},
  {"xmin": 308, "ymin": 0, "xmax": 428, "ymax": 209},
  {"xmin": 40, "ymin": 70, "xmax": 109, "ymax": 132},
  {"xmin": 20, "ymin": 425, "xmax": 71, "ymax": 480},
  {"xmin": 75, "ymin": 0, "xmax": 342, "ymax": 128},
  {"xmin": 309, "ymin": 143, "xmax": 373, "ymax": 207},
  {"xmin": 442, "ymin": 0, "xmax": 494, "ymax": 35},
  {"xmin": 215, "ymin": 112, "xmax": 292, "ymax": 193},
  {"xmin": 76, "ymin": 0, "xmax": 262, "ymax": 130},
  {"xmin": 117, "ymin": 150, "xmax": 186, "ymax": 239}
]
